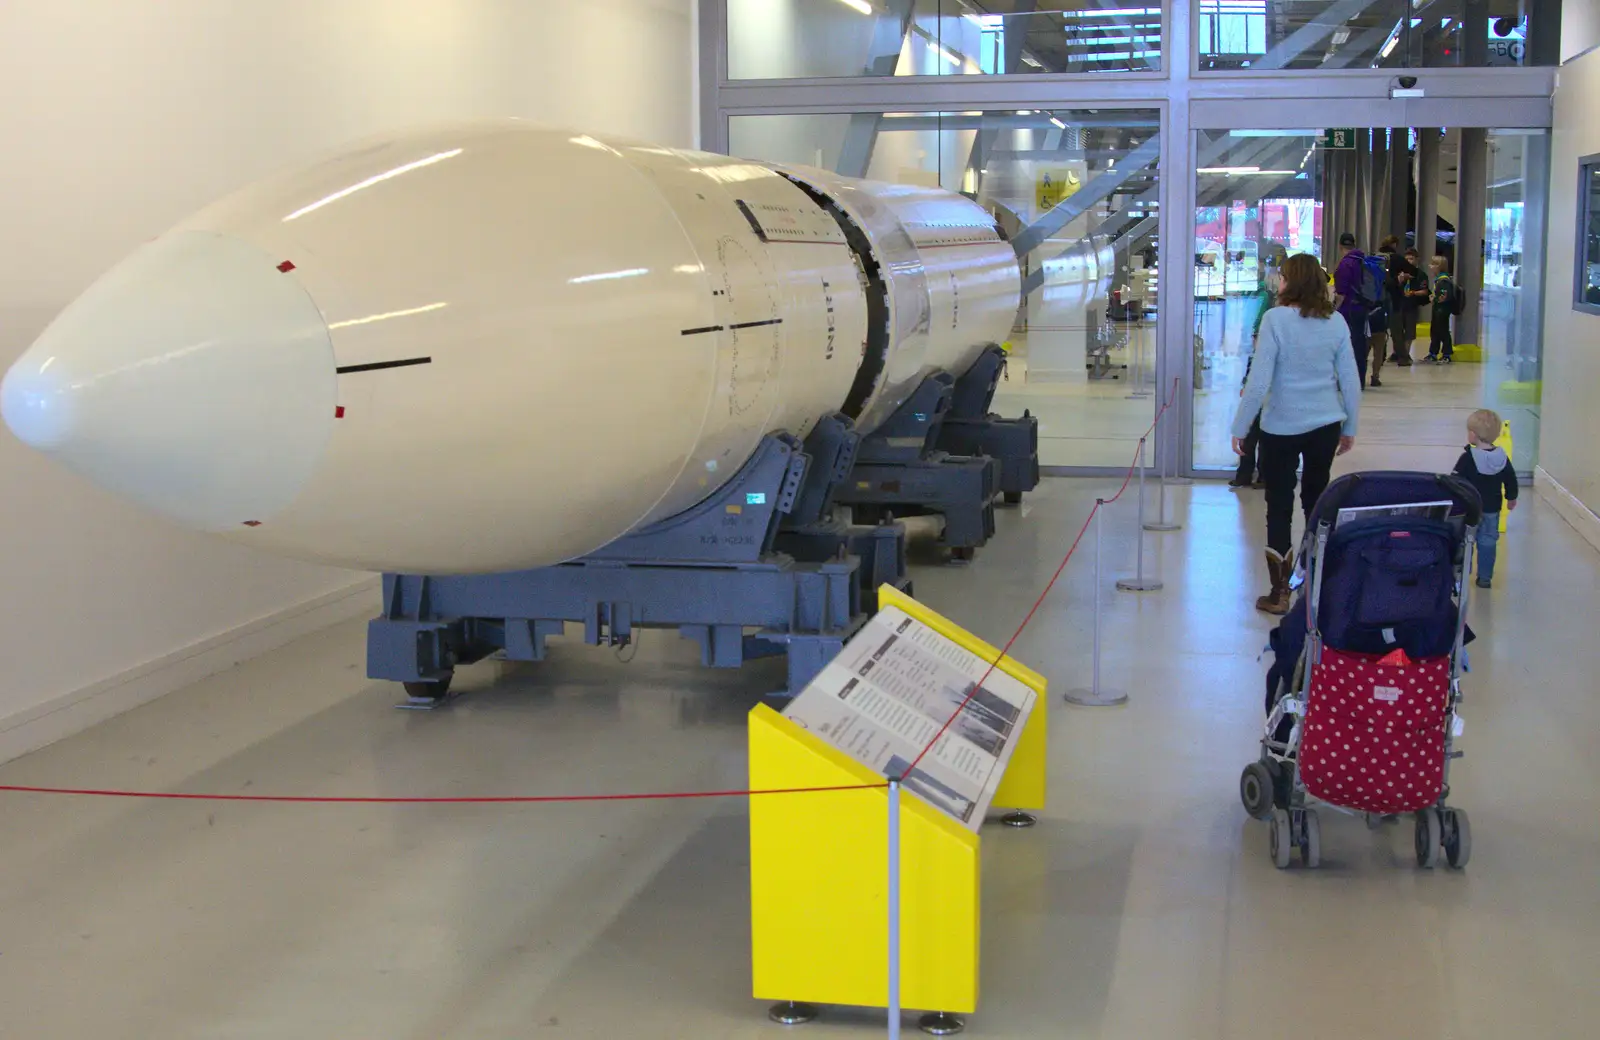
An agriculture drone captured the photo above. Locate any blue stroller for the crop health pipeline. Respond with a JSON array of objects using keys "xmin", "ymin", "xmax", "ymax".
[{"xmin": 1239, "ymin": 471, "xmax": 1482, "ymax": 869}]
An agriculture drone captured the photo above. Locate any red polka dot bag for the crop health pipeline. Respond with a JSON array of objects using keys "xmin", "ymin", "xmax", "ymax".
[{"xmin": 1299, "ymin": 648, "xmax": 1452, "ymax": 815}]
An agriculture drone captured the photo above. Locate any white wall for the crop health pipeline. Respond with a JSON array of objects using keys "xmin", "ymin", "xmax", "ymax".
[
  {"xmin": 1563, "ymin": 0, "xmax": 1600, "ymax": 62},
  {"xmin": 0, "ymin": 0, "xmax": 695, "ymax": 756},
  {"xmin": 1537, "ymin": 44, "xmax": 1600, "ymax": 547}
]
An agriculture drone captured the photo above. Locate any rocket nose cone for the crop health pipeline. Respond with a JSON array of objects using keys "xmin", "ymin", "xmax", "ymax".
[
  {"xmin": 2, "ymin": 231, "xmax": 337, "ymax": 530},
  {"xmin": 1, "ymin": 353, "xmax": 76, "ymax": 450}
]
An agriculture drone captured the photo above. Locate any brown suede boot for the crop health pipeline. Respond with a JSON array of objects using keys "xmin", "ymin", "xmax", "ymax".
[{"xmin": 1256, "ymin": 548, "xmax": 1294, "ymax": 615}]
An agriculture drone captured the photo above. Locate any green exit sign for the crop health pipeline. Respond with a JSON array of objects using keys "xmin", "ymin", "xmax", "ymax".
[{"xmin": 1323, "ymin": 128, "xmax": 1357, "ymax": 150}]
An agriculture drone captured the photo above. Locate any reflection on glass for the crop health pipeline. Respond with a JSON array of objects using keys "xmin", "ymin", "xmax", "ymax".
[
  {"xmin": 1582, "ymin": 164, "xmax": 1600, "ymax": 307},
  {"xmin": 1199, "ymin": 2, "xmax": 1549, "ymax": 71},
  {"xmin": 726, "ymin": 0, "xmax": 1162, "ymax": 80},
  {"xmin": 1192, "ymin": 127, "xmax": 1548, "ymax": 476},
  {"xmin": 728, "ymin": 108, "xmax": 1161, "ymax": 468},
  {"xmin": 1190, "ymin": 130, "xmax": 1324, "ymax": 472}
]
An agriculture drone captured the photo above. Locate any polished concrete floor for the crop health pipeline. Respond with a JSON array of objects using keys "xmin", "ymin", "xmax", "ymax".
[{"xmin": 0, "ymin": 479, "xmax": 1593, "ymax": 1038}]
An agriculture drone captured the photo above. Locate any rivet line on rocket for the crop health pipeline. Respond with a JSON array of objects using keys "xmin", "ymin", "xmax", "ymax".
[
  {"xmin": 335, "ymin": 357, "xmax": 434, "ymax": 374},
  {"xmin": 729, "ymin": 318, "xmax": 784, "ymax": 330},
  {"xmin": 680, "ymin": 325, "xmax": 725, "ymax": 336}
]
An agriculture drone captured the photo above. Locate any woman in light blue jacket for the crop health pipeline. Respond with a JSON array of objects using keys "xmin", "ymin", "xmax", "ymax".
[{"xmin": 1231, "ymin": 252, "xmax": 1362, "ymax": 614}]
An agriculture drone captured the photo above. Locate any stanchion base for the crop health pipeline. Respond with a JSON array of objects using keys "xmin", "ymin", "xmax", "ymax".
[
  {"xmin": 1163, "ymin": 476, "xmax": 1195, "ymax": 486},
  {"xmin": 768, "ymin": 1002, "xmax": 820, "ymax": 1026},
  {"xmin": 919, "ymin": 1012, "xmax": 966, "ymax": 1036},
  {"xmin": 1064, "ymin": 687, "xmax": 1129, "ymax": 707},
  {"xmin": 999, "ymin": 810, "xmax": 1039, "ymax": 828},
  {"xmin": 1142, "ymin": 520, "xmax": 1181, "ymax": 532},
  {"xmin": 1116, "ymin": 577, "xmax": 1164, "ymax": 592}
]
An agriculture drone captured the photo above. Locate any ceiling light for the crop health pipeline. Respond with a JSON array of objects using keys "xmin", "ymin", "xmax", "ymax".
[
  {"xmin": 937, "ymin": 45, "xmax": 962, "ymax": 67},
  {"xmin": 837, "ymin": 0, "xmax": 873, "ymax": 13},
  {"xmin": 1050, "ymin": 117, "xmax": 1067, "ymax": 130},
  {"xmin": 1198, "ymin": 166, "xmax": 1260, "ymax": 174},
  {"xmin": 1021, "ymin": 55, "xmax": 1043, "ymax": 68},
  {"xmin": 1380, "ymin": 35, "xmax": 1399, "ymax": 58}
]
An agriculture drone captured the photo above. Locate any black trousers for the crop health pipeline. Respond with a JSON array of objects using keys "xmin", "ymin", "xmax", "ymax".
[
  {"xmin": 1235, "ymin": 415, "xmax": 1262, "ymax": 483},
  {"xmin": 1429, "ymin": 315, "xmax": 1453, "ymax": 359},
  {"xmin": 1344, "ymin": 310, "xmax": 1371, "ymax": 386},
  {"xmin": 1258, "ymin": 421, "xmax": 1343, "ymax": 554}
]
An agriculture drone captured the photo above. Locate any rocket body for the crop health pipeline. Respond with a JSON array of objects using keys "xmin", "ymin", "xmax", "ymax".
[{"xmin": 2, "ymin": 122, "xmax": 1020, "ymax": 574}]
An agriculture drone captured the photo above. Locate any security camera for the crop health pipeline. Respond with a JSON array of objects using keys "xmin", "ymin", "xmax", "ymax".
[{"xmin": 1398, "ymin": 75, "xmax": 1418, "ymax": 89}]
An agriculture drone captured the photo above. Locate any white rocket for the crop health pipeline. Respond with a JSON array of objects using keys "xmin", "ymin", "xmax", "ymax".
[{"xmin": 2, "ymin": 122, "xmax": 1020, "ymax": 574}]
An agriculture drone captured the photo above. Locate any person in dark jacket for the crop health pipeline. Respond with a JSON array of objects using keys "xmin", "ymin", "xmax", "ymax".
[
  {"xmin": 1454, "ymin": 408, "xmax": 1518, "ymax": 589},
  {"xmin": 1332, "ymin": 231, "xmax": 1372, "ymax": 387},
  {"xmin": 1389, "ymin": 246, "xmax": 1427, "ymax": 364},
  {"xmin": 1426, "ymin": 254, "xmax": 1457, "ymax": 362}
]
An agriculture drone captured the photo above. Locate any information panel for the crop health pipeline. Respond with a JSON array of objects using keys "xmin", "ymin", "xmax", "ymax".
[{"xmin": 781, "ymin": 605, "xmax": 1037, "ymax": 831}]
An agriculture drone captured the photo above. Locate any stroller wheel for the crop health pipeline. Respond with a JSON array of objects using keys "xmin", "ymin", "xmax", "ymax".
[
  {"xmin": 1414, "ymin": 809, "xmax": 1443, "ymax": 869},
  {"xmin": 1269, "ymin": 809, "xmax": 1293, "ymax": 869},
  {"xmin": 1240, "ymin": 762, "xmax": 1275, "ymax": 820},
  {"xmin": 1300, "ymin": 810, "xmax": 1322, "ymax": 868},
  {"xmin": 1444, "ymin": 809, "xmax": 1472, "ymax": 869}
]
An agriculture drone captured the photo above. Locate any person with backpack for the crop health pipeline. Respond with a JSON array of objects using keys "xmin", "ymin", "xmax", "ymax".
[
  {"xmin": 1425, "ymin": 253, "xmax": 1460, "ymax": 363},
  {"xmin": 1332, "ymin": 231, "xmax": 1385, "ymax": 388}
]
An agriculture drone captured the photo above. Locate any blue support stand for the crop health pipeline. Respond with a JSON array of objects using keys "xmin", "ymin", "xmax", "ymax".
[
  {"xmin": 367, "ymin": 414, "xmax": 911, "ymax": 707},
  {"xmin": 835, "ymin": 344, "xmax": 1038, "ymax": 561}
]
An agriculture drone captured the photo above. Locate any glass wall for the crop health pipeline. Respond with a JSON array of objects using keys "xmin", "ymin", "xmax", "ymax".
[
  {"xmin": 1198, "ymin": 0, "xmax": 1562, "ymax": 71},
  {"xmin": 726, "ymin": 0, "xmax": 1163, "ymax": 80},
  {"xmin": 1190, "ymin": 129, "xmax": 1327, "ymax": 472},
  {"xmin": 1191, "ymin": 125, "xmax": 1548, "ymax": 477},
  {"xmin": 730, "ymin": 108, "xmax": 1162, "ymax": 466}
]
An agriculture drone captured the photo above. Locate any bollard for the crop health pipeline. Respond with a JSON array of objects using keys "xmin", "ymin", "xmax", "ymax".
[
  {"xmin": 1066, "ymin": 501, "xmax": 1128, "ymax": 707},
  {"xmin": 1143, "ymin": 429, "xmax": 1181, "ymax": 533},
  {"xmin": 1117, "ymin": 438, "xmax": 1164, "ymax": 592},
  {"xmin": 1126, "ymin": 321, "xmax": 1152, "ymax": 400}
]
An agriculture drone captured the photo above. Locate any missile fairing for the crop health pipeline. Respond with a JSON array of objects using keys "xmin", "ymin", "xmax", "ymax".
[{"xmin": 2, "ymin": 122, "xmax": 1021, "ymax": 574}]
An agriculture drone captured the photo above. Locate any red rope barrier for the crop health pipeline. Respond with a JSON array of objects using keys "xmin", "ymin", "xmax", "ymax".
[
  {"xmin": 900, "ymin": 378, "xmax": 1181, "ymax": 778},
  {"xmin": 0, "ymin": 782, "xmax": 887, "ymax": 804},
  {"xmin": 2, "ymin": 378, "xmax": 1183, "ymax": 806}
]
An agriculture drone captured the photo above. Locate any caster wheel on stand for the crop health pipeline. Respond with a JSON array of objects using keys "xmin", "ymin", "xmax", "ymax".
[
  {"xmin": 1414, "ymin": 808, "xmax": 1443, "ymax": 868},
  {"xmin": 1240, "ymin": 762, "xmax": 1275, "ymax": 820},
  {"xmin": 1269, "ymin": 808, "xmax": 1293, "ymax": 869},
  {"xmin": 1300, "ymin": 809, "xmax": 1321, "ymax": 868},
  {"xmin": 1444, "ymin": 808, "xmax": 1472, "ymax": 868}
]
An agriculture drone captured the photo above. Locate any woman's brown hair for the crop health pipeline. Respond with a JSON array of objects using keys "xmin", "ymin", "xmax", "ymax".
[
  {"xmin": 1378, "ymin": 234, "xmax": 1401, "ymax": 253},
  {"xmin": 1277, "ymin": 252, "xmax": 1335, "ymax": 319}
]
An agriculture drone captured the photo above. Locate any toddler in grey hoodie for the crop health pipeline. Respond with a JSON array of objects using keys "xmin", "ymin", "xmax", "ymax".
[{"xmin": 1453, "ymin": 408, "xmax": 1519, "ymax": 589}]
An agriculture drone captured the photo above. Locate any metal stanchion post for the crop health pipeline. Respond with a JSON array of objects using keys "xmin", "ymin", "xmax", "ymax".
[
  {"xmin": 1118, "ymin": 437, "xmax": 1164, "ymax": 592},
  {"xmin": 887, "ymin": 779, "xmax": 901, "ymax": 1040},
  {"xmin": 1144, "ymin": 418, "xmax": 1181, "ymax": 533},
  {"xmin": 1067, "ymin": 502, "xmax": 1128, "ymax": 707},
  {"xmin": 1126, "ymin": 320, "xmax": 1151, "ymax": 400}
]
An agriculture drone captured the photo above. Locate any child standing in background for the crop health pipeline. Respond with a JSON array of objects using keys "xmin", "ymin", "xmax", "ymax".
[
  {"xmin": 1426, "ymin": 255, "xmax": 1456, "ymax": 363},
  {"xmin": 1454, "ymin": 408, "xmax": 1518, "ymax": 589}
]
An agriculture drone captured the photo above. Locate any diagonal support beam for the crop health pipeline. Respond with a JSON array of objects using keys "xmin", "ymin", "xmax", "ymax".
[
  {"xmin": 1253, "ymin": 0, "xmax": 1384, "ymax": 71},
  {"xmin": 835, "ymin": 0, "xmax": 919, "ymax": 178},
  {"xmin": 1010, "ymin": 136, "xmax": 1162, "ymax": 258}
]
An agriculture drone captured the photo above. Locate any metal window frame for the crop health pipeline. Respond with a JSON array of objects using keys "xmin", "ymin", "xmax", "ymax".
[
  {"xmin": 699, "ymin": 0, "xmax": 1556, "ymax": 477},
  {"xmin": 1575, "ymin": 152, "xmax": 1600, "ymax": 316}
]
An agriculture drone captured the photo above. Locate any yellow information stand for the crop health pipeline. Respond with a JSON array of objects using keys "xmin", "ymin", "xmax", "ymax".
[{"xmin": 748, "ymin": 585, "xmax": 1047, "ymax": 1022}]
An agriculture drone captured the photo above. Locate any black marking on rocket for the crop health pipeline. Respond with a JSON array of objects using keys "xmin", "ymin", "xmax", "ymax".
[
  {"xmin": 680, "ymin": 325, "xmax": 725, "ymax": 336},
  {"xmin": 729, "ymin": 318, "xmax": 784, "ymax": 330},
  {"xmin": 336, "ymin": 357, "xmax": 433, "ymax": 374}
]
